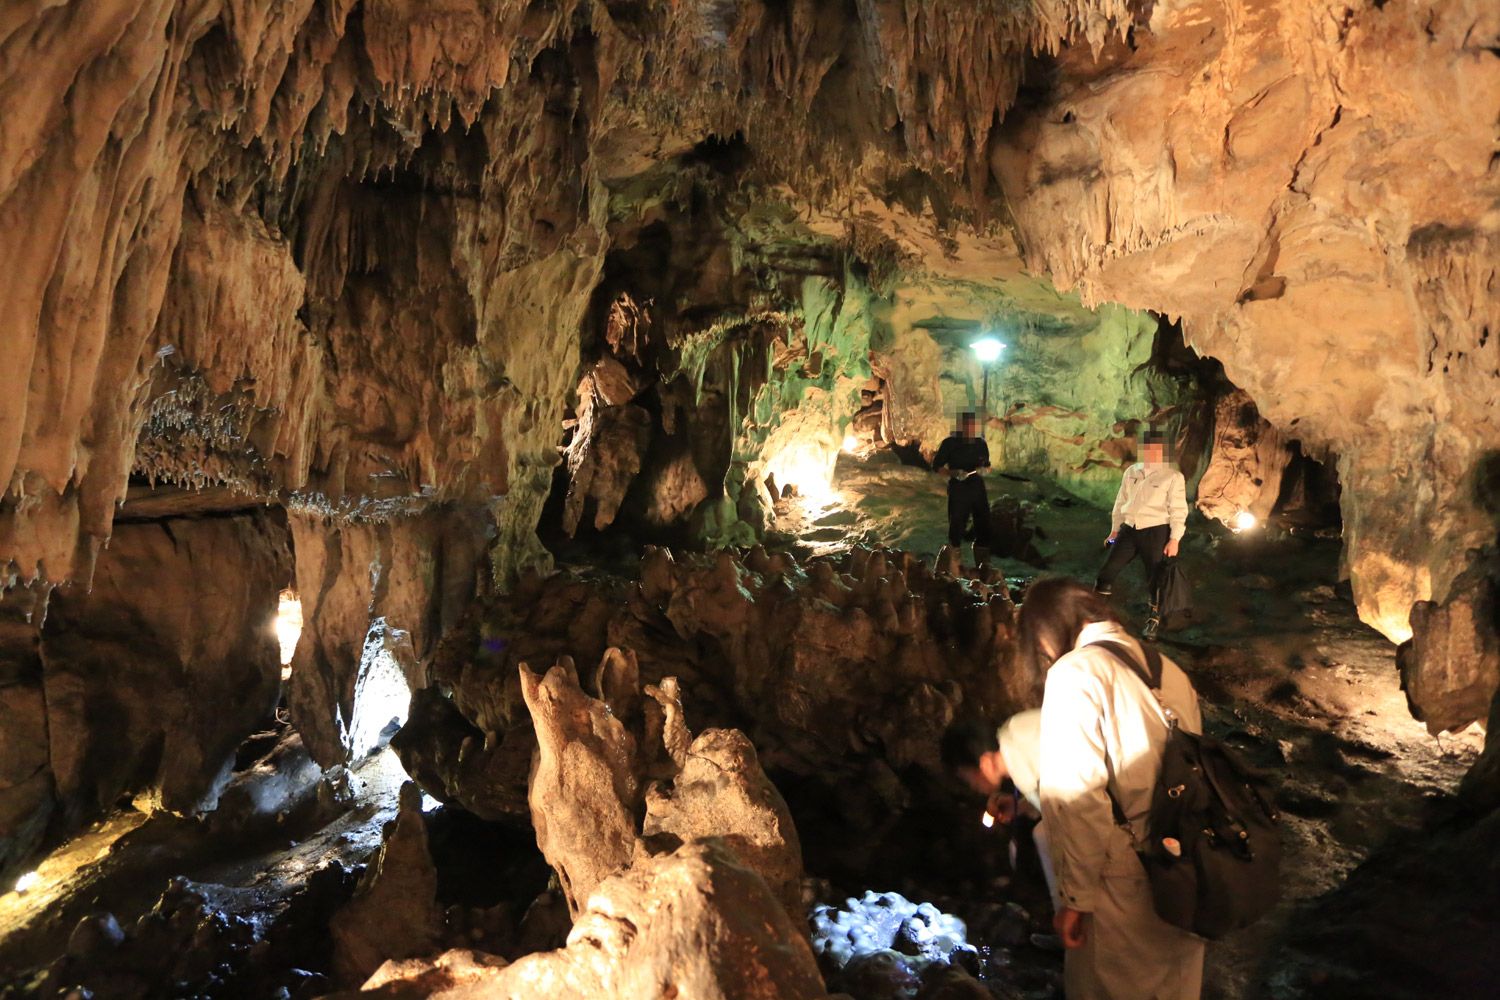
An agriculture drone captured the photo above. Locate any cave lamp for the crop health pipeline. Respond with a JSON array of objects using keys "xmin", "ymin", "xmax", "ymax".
[
  {"xmin": 970, "ymin": 336, "xmax": 1007, "ymax": 414},
  {"xmin": 970, "ymin": 336, "xmax": 1006, "ymax": 364}
]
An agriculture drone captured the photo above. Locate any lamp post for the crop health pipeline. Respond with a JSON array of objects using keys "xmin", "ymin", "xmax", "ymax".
[{"xmin": 970, "ymin": 336, "xmax": 1006, "ymax": 418}]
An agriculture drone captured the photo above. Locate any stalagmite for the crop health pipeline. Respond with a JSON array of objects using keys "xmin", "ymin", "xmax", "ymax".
[{"xmin": 0, "ymin": 0, "xmax": 1496, "ymax": 995}]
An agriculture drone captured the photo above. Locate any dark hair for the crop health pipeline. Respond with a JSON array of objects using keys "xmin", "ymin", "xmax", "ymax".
[
  {"xmin": 1140, "ymin": 426, "xmax": 1173, "ymax": 458},
  {"xmin": 1014, "ymin": 577, "xmax": 1122, "ymax": 707},
  {"xmin": 940, "ymin": 717, "xmax": 998, "ymax": 770}
]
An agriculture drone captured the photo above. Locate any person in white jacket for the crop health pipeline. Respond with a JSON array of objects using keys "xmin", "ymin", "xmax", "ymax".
[
  {"xmin": 1097, "ymin": 427, "xmax": 1188, "ymax": 639},
  {"xmin": 942, "ymin": 711, "xmax": 1061, "ymax": 917},
  {"xmin": 1018, "ymin": 576, "xmax": 1206, "ymax": 1000}
]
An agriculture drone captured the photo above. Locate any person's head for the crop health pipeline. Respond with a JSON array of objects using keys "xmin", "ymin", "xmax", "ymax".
[
  {"xmin": 1140, "ymin": 427, "xmax": 1169, "ymax": 466},
  {"xmin": 941, "ymin": 717, "xmax": 1007, "ymax": 796},
  {"xmin": 959, "ymin": 412, "xmax": 978, "ymax": 438},
  {"xmin": 1015, "ymin": 577, "xmax": 1122, "ymax": 704}
]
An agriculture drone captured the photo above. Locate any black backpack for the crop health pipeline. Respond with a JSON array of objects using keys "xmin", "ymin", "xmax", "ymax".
[
  {"xmin": 1151, "ymin": 557, "xmax": 1193, "ymax": 627},
  {"xmin": 1088, "ymin": 640, "xmax": 1282, "ymax": 940}
]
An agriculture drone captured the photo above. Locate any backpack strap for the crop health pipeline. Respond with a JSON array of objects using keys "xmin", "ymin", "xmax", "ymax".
[
  {"xmin": 1083, "ymin": 638, "xmax": 1173, "ymax": 839},
  {"xmin": 1087, "ymin": 639, "xmax": 1163, "ymax": 690},
  {"xmin": 1086, "ymin": 639, "xmax": 1175, "ymax": 731}
]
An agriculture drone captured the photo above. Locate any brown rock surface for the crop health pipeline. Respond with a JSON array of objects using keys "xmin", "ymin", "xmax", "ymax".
[
  {"xmin": 990, "ymin": 0, "xmax": 1500, "ymax": 644},
  {"xmin": 330, "ymin": 782, "xmax": 445, "ymax": 987},
  {"xmin": 1398, "ymin": 558, "xmax": 1500, "ymax": 735},
  {"xmin": 404, "ymin": 545, "xmax": 1020, "ymax": 830},
  {"xmin": 336, "ymin": 841, "xmax": 827, "ymax": 1000},
  {"xmin": 0, "ymin": 511, "xmax": 289, "ymax": 870},
  {"xmin": 642, "ymin": 728, "xmax": 806, "ymax": 923},
  {"xmin": 0, "ymin": 628, "xmax": 50, "ymax": 882},
  {"xmin": 289, "ymin": 506, "xmax": 487, "ymax": 767},
  {"xmin": 1195, "ymin": 388, "xmax": 1293, "ymax": 527},
  {"xmin": 0, "ymin": 0, "xmax": 1495, "ymax": 782},
  {"xmin": 519, "ymin": 658, "xmax": 641, "ymax": 916},
  {"xmin": 519, "ymin": 650, "xmax": 805, "ymax": 926}
]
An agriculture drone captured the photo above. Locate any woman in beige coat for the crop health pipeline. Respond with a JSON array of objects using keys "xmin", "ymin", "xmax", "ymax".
[{"xmin": 1017, "ymin": 576, "xmax": 1206, "ymax": 1000}]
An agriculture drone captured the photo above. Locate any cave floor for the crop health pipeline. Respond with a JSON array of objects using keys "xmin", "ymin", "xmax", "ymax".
[
  {"xmin": 766, "ymin": 451, "xmax": 1488, "ymax": 998},
  {"xmin": 0, "ymin": 745, "xmax": 407, "ymax": 996},
  {"xmin": 1, "ymin": 452, "xmax": 1489, "ymax": 999}
]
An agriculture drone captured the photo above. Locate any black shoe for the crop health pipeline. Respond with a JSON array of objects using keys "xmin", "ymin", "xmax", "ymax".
[{"xmin": 1094, "ymin": 583, "xmax": 1113, "ymax": 596}]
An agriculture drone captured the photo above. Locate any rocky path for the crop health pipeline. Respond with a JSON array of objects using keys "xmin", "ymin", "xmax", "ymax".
[{"xmin": 778, "ymin": 454, "xmax": 1485, "ymax": 998}]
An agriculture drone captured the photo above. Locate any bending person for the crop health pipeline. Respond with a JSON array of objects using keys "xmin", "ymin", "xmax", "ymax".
[
  {"xmin": 1018, "ymin": 576, "xmax": 1206, "ymax": 1000},
  {"xmin": 942, "ymin": 712, "xmax": 1059, "ymax": 915}
]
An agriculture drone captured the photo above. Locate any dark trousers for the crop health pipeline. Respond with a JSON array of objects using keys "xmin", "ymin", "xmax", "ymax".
[
  {"xmin": 1097, "ymin": 523, "xmax": 1170, "ymax": 601},
  {"xmin": 947, "ymin": 476, "xmax": 991, "ymax": 548}
]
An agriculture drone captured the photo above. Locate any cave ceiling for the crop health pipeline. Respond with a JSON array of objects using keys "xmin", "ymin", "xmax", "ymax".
[{"xmin": 0, "ymin": 0, "xmax": 1496, "ymax": 649}]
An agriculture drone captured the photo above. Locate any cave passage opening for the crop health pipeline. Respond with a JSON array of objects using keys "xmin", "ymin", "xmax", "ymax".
[{"xmin": 275, "ymin": 587, "xmax": 303, "ymax": 679}]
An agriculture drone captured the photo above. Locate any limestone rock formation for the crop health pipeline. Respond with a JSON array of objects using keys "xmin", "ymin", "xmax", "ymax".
[
  {"xmin": 519, "ymin": 652, "xmax": 805, "ymax": 925},
  {"xmin": 330, "ymin": 782, "xmax": 445, "ymax": 986},
  {"xmin": 399, "ymin": 544, "xmax": 1023, "ymax": 853},
  {"xmin": 339, "ymin": 841, "xmax": 828, "ymax": 1000},
  {"xmin": 1, "ymin": 0, "xmax": 1497, "ymax": 898},
  {"xmin": 989, "ymin": 0, "xmax": 1500, "ymax": 647},
  {"xmin": 323, "ymin": 647, "xmax": 821, "ymax": 995},
  {"xmin": 642, "ymin": 728, "xmax": 806, "ymax": 923},
  {"xmin": 349, "ymin": 949, "xmax": 512, "ymax": 997},
  {"xmin": 0, "ymin": 510, "xmax": 289, "ymax": 881},
  {"xmin": 1397, "ymin": 558, "xmax": 1500, "ymax": 735},
  {"xmin": 519, "ymin": 658, "xmax": 642, "ymax": 917},
  {"xmin": 289, "ymin": 506, "xmax": 488, "ymax": 767},
  {"xmin": 1195, "ymin": 388, "xmax": 1293, "ymax": 527}
]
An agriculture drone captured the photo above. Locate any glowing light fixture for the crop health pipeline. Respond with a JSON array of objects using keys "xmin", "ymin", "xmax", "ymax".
[
  {"xmin": 841, "ymin": 434, "xmax": 860, "ymax": 453},
  {"xmin": 970, "ymin": 337, "xmax": 1006, "ymax": 364},
  {"xmin": 275, "ymin": 589, "xmax": 303, "ymax": 676},
  {"xmin": 765, "ymin": 440, "xmax": 839, "ymax": 507},
  {"xmin": 1232, "ymin": 511, "xmax": 1258, "ymax": 533},
  {"xmin": 970, "ymin": 336, "xmax": 1007, "ymax": 414},
  {"xmin": 981, "ymin": 811, "xmax": 995, "ymax": 829},
  {"xmin": 13, "ymin": 871, "xmax": 39, "ymax": 893}
]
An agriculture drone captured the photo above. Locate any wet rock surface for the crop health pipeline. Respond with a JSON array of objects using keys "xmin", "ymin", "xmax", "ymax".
[
  {"xmin": 329, "ymin": 784, "xmax": 443, "ymax": 986},
  {"xmin": 809, "ymin": 889, "xmax": 1063, "ymax": 1000},
  {"xmin": 0, "ymin": 511, "xmax": 291, "ymax": 882}
]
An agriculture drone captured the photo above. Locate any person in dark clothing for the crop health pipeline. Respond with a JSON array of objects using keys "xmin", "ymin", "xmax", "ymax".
[{"xmin": 933, "ymin": 412, "xmax": 992, "ymax": 565}]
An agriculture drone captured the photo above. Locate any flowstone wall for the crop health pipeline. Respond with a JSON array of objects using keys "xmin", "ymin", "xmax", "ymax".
[{"xmin": 0, "ymin": 0, "xmax": 1495, "ymax": 869}]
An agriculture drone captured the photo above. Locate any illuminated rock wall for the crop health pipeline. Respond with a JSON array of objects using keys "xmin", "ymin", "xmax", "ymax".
[
  {"xmin": 989, "ymin": 0, "xmax": 1500, "ymax": 653},
  {"xmin": 0, "ymin": 0, "xmax": 1495, "ymax": 800}
]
